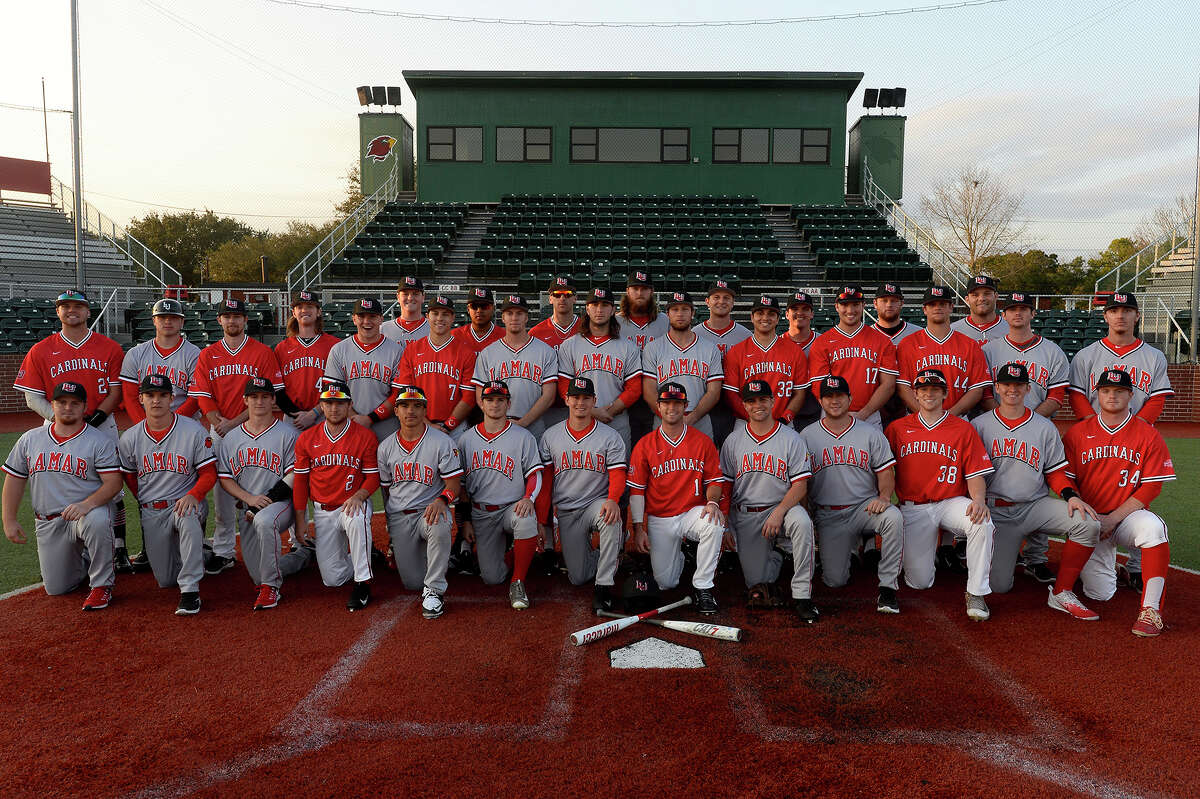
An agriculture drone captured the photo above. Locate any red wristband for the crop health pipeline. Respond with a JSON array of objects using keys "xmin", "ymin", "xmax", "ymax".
[{"xmin": 444, "ymin": 416, "xmax": 459, "ymax": 431}]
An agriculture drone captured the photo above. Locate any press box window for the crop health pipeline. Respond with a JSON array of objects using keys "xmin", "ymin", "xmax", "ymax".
[
  {"xmin": 572, "ymin": 127, "xmax": 690, "ymax": 163},
  {"xmin": 772, "ymin": 128, "xmax": 830, "ymax": 164},
  {"xmin": 712, "ymin": 128, "xmax": 768, "ymax": 163},
  {"xmin": 427, "ymin": 126, "xmax": 483, "ymax": 162},
  {"xmin": 497, "ymin": 127, "xmax": 552, "ymax": 162}
]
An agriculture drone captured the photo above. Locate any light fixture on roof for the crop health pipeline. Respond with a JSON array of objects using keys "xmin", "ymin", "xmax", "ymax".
[{"xmin": 862, "ymin": 87, "xmax": 906, "ymax": 114}]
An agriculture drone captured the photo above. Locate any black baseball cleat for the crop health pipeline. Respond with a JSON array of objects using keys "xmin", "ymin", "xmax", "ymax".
[
  {"xmin": 129, "ymin": 550, "xmax": 151, "ymax": 573},
  {"xmin": 936, "ymin": 545, "xmax": 968, "ymax": 575},
  {"xmin": 113, "ymin": 547, "xmax": 134, "ymax": 575},
  {"xmin": 592, "ymin": 585, "xmax": 615, "ymax": 613},
  {"xmin": 175, "ymin": 592, "xmax": 201, "ymax": 616},
  {"xmin": 347, "ymin": 581, "xmax": 371, "ymax": 611},
  {"xmin": 204, "ymin": 553, "xmax": 236, "ymax": 575},
  {"xmin": 693, "ymin": 587, "xmax": 719, "ymax": 615},
  {"xmin": 876, "ymin": 587, "xmax": 900, "ymax": 614},
  {"xmin": 538, "ymin": 551, "xmax": 563, "ymax": 578},
  {"xmin": 1117, "ymin": 564, "xmax": 1144, "ymax": 593},
  {"xmin": 371, "ymin": 546, "xmax": 390, "ymax": 570},
  {"xmin": 1023, "ymin": 563, "xmax": 1056, "ymax": 584},
  {"xmin": 794, "ymin": 598, "xmax": 821, "ymax": 624}
]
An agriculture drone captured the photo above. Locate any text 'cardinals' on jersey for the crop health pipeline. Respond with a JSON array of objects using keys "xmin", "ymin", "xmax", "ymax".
[
  {"xmin": 1063, "ymin": 412, "xmax": 1175, "ymax": 514},
  {"xmin": 886, "ymin": 411, "xmax": 993, "ymax": 503},
  {"xmin": 628, "ymin": 426, "xmax": 725, "ymax": 517}
]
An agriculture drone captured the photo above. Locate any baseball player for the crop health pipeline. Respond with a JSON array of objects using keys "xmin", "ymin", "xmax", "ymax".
[
  {"xmin": 377, "ymin": 386, "xmax": 463, "ymax": 619},
  {"xmin": 783, "ymin": 291, "xmax": 822, "ymax": 431},
  {"xmin": 453, "ymin": 287, "xmax": 506, "ymax": 356},
  {"xmin": 15, "ymin": 290, "xmax": 130, "ymax": 573},
  {"xmin": 2, "ymin": 381, "xmax": 122, "ymax": 610},
  {"xmin": 530, "ymin": 275, "xmax": 582, "ymax": 432},
  {"xmin": 556, "ymin": 287, "xmax": 643, "ymax": 456},
  {"xmin": 380, "ymin": 275, "xmax": 430, "ymax": 348},
  {"xmin": 723, "ymin": 295, "xmax": 809, "ymax": 427},
  {"xmin": 971, "ymin": 363, "xmax": 1101, "ymax": 604},
  {"xmin": 119, "ymin": 374, "xmax": 217, "ymax": 615},
  {"xmin": 457, "ymin": 380, "xmax": 544, "ymax": 609},
  {"xmin": 119, "ymin": 297, "xmax": 201, "ymax": 422},
  {"xmin": 801, "ymin": 375, "xmax": 905, "ymax": 614},
  {"xmin": 721, "ymin": 379, "xmax": 818, "ymax": 622},
  {"xmin": 885, "ymin": 368, "xmax": 996, "ymax": 621},
  {"xmin": 217, "ymin": 376, "xmax": 311, "ymax": 611},
  {"xmin": 641, "ymin": 291, "xmax": 724, "ymax": 440},
  {"xmin": 274, "ymin": 290, "xmax": 339, "ymax": 430},
  {"xmin": 697, "ymin": 278, "xmax": 752, "ymax": 448},
  {"xmin": 538, "ymin": 377, "xmax": 627, "ymax": 610},
  {"xmin": 807, "ymin": 285, "xmax": 899, "ymax": 428},
  {"xmin": 618, "ymin": 271, "xmax": 669, "ymax": 445},
  {"xmin": 323, "ymin": 298, "xmax": 403, "ymax": 442},
  {"xmin": 872, "ymin": 283, "xmax": 921, "ymax": 432},
  {"xmin": 394, "ymin": 295, "xmax": 475, "ymax": 436},
  {"xmin": 1064, "ymin": 368, "xmax": 1175, "ymax": 637},
  {"xmin": 628, "ymin": 382, "xmax": 728, "ymax": 615},
  {"xmin": 292, "ymin": 380, "xmax": 380, "ymax": 611},
  {"xmin": 896, "ymin": 286, "xmax": 991, "ymax": 416},
  {"xmin": 950, "ymin": 274, "xmax": 1009, "ymax": 344},
  {"xmin": 980, "ymin": 291, "xmax": 1070, "ymax": 417},
  {"xmin": 187, "ymin": 297, "xmax": 285, "ymax": 574},
  {"xmin": 472, "ymin": 295, "xmax": 558, "ymax": 441}
]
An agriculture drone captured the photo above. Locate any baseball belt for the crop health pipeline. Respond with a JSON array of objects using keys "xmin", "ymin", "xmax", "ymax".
[
  {"xmin": 35, "ymin": 512, "xmax": 62, "ymax": 521},
  {"xmin": 399, "ymin": 507, "xmax": 423, "ymax": 516},
  {"xmin": 140, "ymin": 500, "xmax": 171, "ymax": 509},
  {"xmin": 819, "ymin": 504, "xmax": 855, "ymax": 511},
  {"xmin": 737, "ymin": 504, "xmax": 775, "ymax": 513},
  {"xmin": 987, "ymin": 498, "xmax": 1017, "ymax": 508},
  {"xmin": 319, "ymin": 502, "xmax": 344, "ymax": 512},
  {"xmin": 472, "ymin": 501, "xmax": 505, "ymax": 512}
]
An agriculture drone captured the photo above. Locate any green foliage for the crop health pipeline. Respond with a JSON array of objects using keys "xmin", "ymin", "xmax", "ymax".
[
  {"xmin": 203, "ymin": 220, "xmax": 336, "ymax": 283},
  {"xmin": 333, "ymin": 163, "xmax": 365, "ymax": 218},
  {"xmin": 126, "ymin": 210, "xmax": 255, "ymax": 285}
]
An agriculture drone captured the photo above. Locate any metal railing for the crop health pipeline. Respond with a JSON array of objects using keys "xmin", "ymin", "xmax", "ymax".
[
  {"xmin": 1092, "ymin": 218, "xmax": 1195, "ymax": 294},
  {"xmin": 860, "ymin": 160, "xmax": 972, "ymax": 298},
  {"xmin": 0, "ymin": 282, "xmax": 165, "ymax": 340},
  {"xmin": 287, "ymin": 157, "xmax": 401, "ymax": 294},
  {"xmin": 49, "ymin": 175, "xmax": 183, "ymax": 289}
]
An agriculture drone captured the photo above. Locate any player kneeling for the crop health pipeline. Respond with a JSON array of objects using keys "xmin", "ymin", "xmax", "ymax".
[
  {"xmin": 377, "ymin": 386, "xmax": 463, "ymax": 619},
  {"xmin": 722, "ymin": 379, "xmax": 818, "ymax": 622},
  {"xmin": 458, "ymin": 381, "xmax": 545, "ymax": 610},
  {"xmin": 217, "ymin": 377, "xmax": 312, "ymax": 611},
  {"xmin": 886, "ymin": 369, "xmax": 997, "ymax": 621},
  {"xmin": 292, "ymin": 381, "xmax": 380, "ymax": 611},
  {"xmin": 629, "ymin": 382, "xmax": 728, "ymax": 615},
  {"xmin": 1064, "ymin": 369, "xmax": 1175, "ymax": 637},
  {"xmin": 539, "ymin": 377, "xmax": 627, "ymax": 612},
  {"xmin": 119, "ymin": 375, "xmax": 217, "ymax": 615},
  {"xmin": 802, "ymin": 376, "xmax": 905, "ymax": 614},
  {"xmin": 3, "ymin": 382, "xmax": 123, "ymax": 610}
]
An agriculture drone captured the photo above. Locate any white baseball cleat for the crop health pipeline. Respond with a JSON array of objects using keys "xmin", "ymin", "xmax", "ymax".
[
  {"xmin": 965, "ymin": 592, "xmax": 990, "ymax": 621},
  {"xmin": 1047, "ymin": 587, "xmax": 1099, "ymax": 621},
  {"xmin": 421, "ymin": 588, "xmax": 445, "ymax": 619},
  {"xmin": 509, "ymin": 579, "xmax": 530, "ymax": 610}
]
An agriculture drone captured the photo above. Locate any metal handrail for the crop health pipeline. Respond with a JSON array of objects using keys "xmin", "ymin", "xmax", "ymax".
[
  {"xmin": 49, "ymin": 174, "xmax": 183, "ymax": 289},
  {"xmin": 860, "ymin": 160, "xmax": 972, "ymax": 298},
  {"xmin": 287, "ymin": 158, "xmax": 401, "ymax": 295},
  {"xmin": 1155, "ymin": 295, "xmax": 1193, "ymax": 357},
  {"xmin": 1092, "ymin": 219, "xmax": 1195, "ymax": 294},
  {"xmin": 91, "ymin": 287, "xmax": 118, "ymax": 328}
]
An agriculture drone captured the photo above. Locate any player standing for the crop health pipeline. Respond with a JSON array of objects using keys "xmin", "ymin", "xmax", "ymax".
[
  {"xmin": 950, "ymin": 275, "xmax": 1009, "ymax": 345},
  {"xmin": 807, "ymin": 285, "xmax": 899, "ymax": 428},
  {"xmin": 274, "ymin": 290, "xmax": 339, "ymax": 430},
  {"xmin": 617, "ymin": 271, "xmax": 669, "ymax": 445},
  {"xmin": 457, "ymin": 380, "xmax": 545, "ymax": 609},
  {"xmin": 292, "ymin": 380, "xmax": 380, "ymax": 611},
  {"xmin": 801, "ymin": 375, "xmax": 905, "ymax": 614},
  {"xmin": 980, "ymin": 291, "xmax": 1069, "ymax": 417},
  {"xmin": 783, "ymin": 291, "xmax": 822, "ymax": 431},
  {"xmin": 723, "ymin": 295, "xmax": 809, "ymax": 426},
  {"xmin": 721, "ymin": 379, "xmax": 818, "ymax": 622},
  {"xmin": 380, "ymin": 275, "xmax": 429, "ymax": 348},
  {"xmin": 3, "ymin": 382, "xmax": 122, "ymax": 610},
  {"xmin": 377, "ymin": 386, "xmax": 463, "ymax": 620},
  {"xmin": 538, "ymin": 377, "xmax": 627, "ymax": 611},
  {"xmin": 394, "ymin": 294, "xmax": 475, "ymax": 436},
  {"xmin": 472, "ymin": 295, "xmax": 558, "ymax": 440},
  {"xmin": 886, "ymin": 368, "xmax": 996, "ymax": 620},
  {"xmin": 323, "ymin": 298, "xmax": 403, "ymax": 442},
  {"xmin": 896, "ymin": 286, "xmax": 991, "ymax": 416},
  {"xmin": 628, "ymin": 382, "xmax": 727, "ymax": 615},
  {"xmin": 187, "ymin": 298, "xmax": 285, "ymax": 575},
  {"xmin": 641, "ymin": 291, "xmax": 724, "ymax": 439},
  {"xmin": 871, "ymin": 283, "xmax": 920, "ymax": 431},
  {"xmin": 119, "ymin": 297, "xmax": 201, "ymax": 422},
  {"xmin": 695, "ymin": 278, "xmax": 752, "ymax": 448},
  {"xmin": 453, "ymin": 287, "xmax": 505, "ymax": 356},
  {"xmin": 530, "ymin": 275, "xmax": 582, "ymax": 432},
  {"xmin": 1064, "ymin": 369, "xmax": 1175, "ymax": 637}
]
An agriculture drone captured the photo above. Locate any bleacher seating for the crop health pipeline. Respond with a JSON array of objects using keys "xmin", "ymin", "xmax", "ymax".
[
  {"xmin": 328, "ymin": 202, "xmax": 468, "ymax": 280},
  {"xmin": 0, "ymin": 298, "xmax": 60, "ymax": 353},
  {"xmin": 791, "ymin": 204, "xmax": 932, "ymax": 285},
  {"xmin": 0, "ymin": 203, "xmax": 143, "ymax": 291}
]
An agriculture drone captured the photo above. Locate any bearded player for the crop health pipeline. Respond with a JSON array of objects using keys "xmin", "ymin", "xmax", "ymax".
[
  {"xmin": 618, "ymin": 271, "xmax": 668, "ymax": 445},
  {"xmin": 323, "ymin": 298, "xmax": 403, "ymax": 442},
  {"xmin": 950, "ymin": 274, "xmax": 1009, "ymax": 344},
  {"xmin": 641, "ymin": 291, "xmax": 724, "ymax": 440},
  {"xmin": 380, "ymin": 275, "xmax": 429, "ymax": 348},
  {"xmin": 886, "ymin": 368, "xmax": 996, "ymax": 621},
  {"xmin": 721, "ymin": 379, "xmax": 818, "ymax": 623},
  {"xmin": 395, "ymin": 294, "xmax": 475, "ymax": 436},
  {"xmin": 274, "ymin": 290, "xmax": 339, "ymax": 430},
  {"xmin": 292, "ymin": 380, "xmax": 380, "ymax": 611},
  {"xmin": 628, "ymin": 382, "xmax": 727, "ymax": 615},
  {"xmin": 896, "ymin": 286, "xmax": 991, "ymax": 416},
  {"xmin": 1064, "ymin": 369, "xmax": 1175, "ymax": 637},
  {"xmin": 3, "ymin": 382, "xmax": 122, "ymax": 610},
  {"xmin": 724, "ymin": 295, "xmax": 809, "ymax": 427},
  {"xmin": 808, "ymin": 285, "xmax": 898, "ymax": 428},
  {"xmin": 472, "ymin": 295, "xmax": 558, "ymax": 440}
]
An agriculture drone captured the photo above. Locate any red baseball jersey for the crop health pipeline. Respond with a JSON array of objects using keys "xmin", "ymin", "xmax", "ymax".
[
  {"xmin": 886, "ymin": 411, "xmax": 994, "ymax": 503},
  {"xmin": 897, "ymin": 328, "xmax": 991, "ymax": 410},
  {"xmin": 274, "ymin": 333, "xmax": 339, "ymax": 411},
  {"xmin": 14, "ymin": 330, "xmax": 124, "ymax": 415},
  {"xmin": 1063, "ymin": 412, "xmax": 1175, "ymax": 514},
  {"xmin": 188, "ymin": 337, "xmax": 284, "ymax": 419},
  {"xmin": 394, "ymin": 334, "xmax": 475, "ymax": 422},
  {"xmin": 808, "ymin": 323, "xmax": 899, "ymax": 412},
  {"xmin": 530, "ymin": 315, "xmax": 582, "ymax": 350},
  {"xmin": 627, "ymin": 426, "xmax": 725, "ymax": 518},
  {"xmin": 452, "ymin": 322, "xmax": 505, "ymax": 357},
  {"xmin": 722, "ymin": 334, "xmax": 809, "ymax": 420},
  {"xmin": 293, "ymin": 420, "xmax": 380, "ymax": 505}
]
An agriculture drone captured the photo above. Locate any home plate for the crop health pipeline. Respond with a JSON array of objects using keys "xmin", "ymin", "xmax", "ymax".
[{"xmin": 610, "ymin": 637, "xmax": 705, "ymax": 669}]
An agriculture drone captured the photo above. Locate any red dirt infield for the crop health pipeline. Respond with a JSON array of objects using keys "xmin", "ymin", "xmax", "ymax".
[{"xmin": 1, "ymin": 539, "xmax": 1197, "ymax": 799}]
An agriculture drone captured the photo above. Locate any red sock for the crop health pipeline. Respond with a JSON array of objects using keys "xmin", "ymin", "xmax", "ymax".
[
  {"xmin": 1140, "ymin": 543, "xmax": 1170, "ymax": 610},
  {"xmin": 1053, "ymin": 540, "xmax": 1094, "ymax": 594},
  {"xmin": 511, "ymin": 537, "xmax": 537, "ymax": 582}
]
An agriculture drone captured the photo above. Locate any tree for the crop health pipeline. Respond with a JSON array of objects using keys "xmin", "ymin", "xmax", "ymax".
[
  {"xmin": 126, "ymin": 210, "xmax": 255, "ymax": 284},
  {"xmin": 1133, "ymin": 191, "xmax": 1197, "ymax": 245},
  {"xmin": 333, "ymin": 162, "xmax": 364, "ymax": 218},
  {"xmin": 204, "ymin": 220, "xmax": 335, "ymax": 283},
  {"xmin": 918, "ymin": 165, "xmax": 1029, "ymax": 273}
]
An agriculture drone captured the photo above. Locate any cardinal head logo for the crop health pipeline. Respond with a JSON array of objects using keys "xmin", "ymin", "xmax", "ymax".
[{"xmin": 365, "ymin": 135, "xmax": 397, "ymax": 162}]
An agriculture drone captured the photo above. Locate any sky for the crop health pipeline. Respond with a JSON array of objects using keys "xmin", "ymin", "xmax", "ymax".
[{"xmin": 1, "ymin": 0, "xmax": 1197, "ymax": 261}]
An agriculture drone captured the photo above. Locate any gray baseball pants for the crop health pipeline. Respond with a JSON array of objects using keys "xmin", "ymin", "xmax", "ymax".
[
  {"xmin": 989, "ymin": 496, "xmax": 1100, "ymax": 594},
  {"xmin": 234, "ymin": 500, "xmax": 295, "ymax": 589},
  {"xmin": 815, "ymin": 499, "xmax": 904, "ymax": 590},
  {"xmin": 35, "ymin": 505, "xmax": 114, "ymax": 595},
  {"xmin": 556, "ymin": 498, "xmax": 623, "ymax": 587},
  {"xmin": 140, "ymin": 501, "xmax": 208, "ymax": 593},
  {"xmin": 385, "ymin": 507, "xmax": 452, "ymax": 595},
  {"xmin": 730, "ymin": 504, "xmax": 815, "ymax": 599},
  {"xmin": 207, "ymin": 427, "xmax": 238, "ymax": 559},
  {"xmin": 472, "ymin": 503, "xmax": 537, "ymax": 585}
]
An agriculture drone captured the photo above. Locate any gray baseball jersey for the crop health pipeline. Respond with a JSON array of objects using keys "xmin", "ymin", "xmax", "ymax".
[
  {"xmin": 120, "ymin": 338, "xmax": 202, "ymax": 410},
  {"xmin": 216, "ymin": 419, "xmax": 298, "ymax": 494},
  {"xmin": 377, "ymin": 426, "xmax": 463, "ymax": 512},
  {"xmin": 539, "ymin": 420, "xmax": 627, "ymax": 511},
  {"xmin": 1068, "ymin": 338, "xmax": 1172, "ymax": 416},
  {"xmin": 981, "ymin": 334, "xmax": 1069, "ymax": 410},
  {"xmin": 950, "ymin": 316, "xmax": 1009, "ymax": 345},
  {"xmin": 616, "ymin": 312, "xmax": 669, "ymax": 350},
  {"xmin": 459, "ymin": 422, "xmax": 543, "ymax": 505},
  {"xmin": 380, "ymin": 317, "xmax": 429, "ymax": 349},
  {"xmin": 323, "ymin": 335, "xmax": 404, "ymax": 418},
  {"xmin": 118, "ymin": 416, "xmax": 216, "ymax": 501},
  {"xmin": 641, "ymin": 332, "xmax": 724, "ymax": 415},
  {"xmin": 556, "ymin": 334, "xmax": 642, "ymax": 408},
  {"xmin": 970, "ymin": 409, "xmax": 1068, "ymax": 503},
  {"xmin": 3, "ymin": 424, "xmax": 121, "ymax": 513},
  {"xmin": 472, "ymin": 337, "xmax": 558, "ymax": 420},
  {"xmin": 800, "ymin": 418, "xmax": 896, "ymax": 504},
  {"xmin": 720, "ymin": 422, "xmax": 811, "ymax": 506},
  {"xmin": 873, "ymin": 320, "xmax": 921, "ymax": 344},
  {"xmin": 695, "ymin": 320, "xmax": 752, "ymax": 359}
]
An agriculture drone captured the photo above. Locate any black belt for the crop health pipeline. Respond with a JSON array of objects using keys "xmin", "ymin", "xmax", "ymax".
[
  {"xmin": 35, "ymin": 512, "xmax": 62, "ymax": 521},
  {"xmin": 738, "ymin": 504, "xmax": 774, "ymax": 513},
  {"xmin": 472, "ymin": 501, "xmax": 505, "ymax": 512},
  {"xmin": 140, "ymin": 500, "xmax": 171, "ymax": 509}
]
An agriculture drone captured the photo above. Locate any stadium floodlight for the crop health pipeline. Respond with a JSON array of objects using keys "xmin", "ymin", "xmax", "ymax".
[
  {"xmin": 878, "ymin": 88, "xmax": 894, "ymax": 108},
  {"xmin": 356, "ymin": 86, "xmax": 372, "ymax": 106},
  {"xmin": 386, "ymin": 86, "xmax": 402, "ymax": 106},
  {"xmin": 863, "ymin": 88, "xmax": 878, "ymax": 109},
  {"xmin": 372, "ymin": 86, "xmax": 386, "ymax": 105},
  {"xmin": 893, "ymin": 88, "xmax": 907, "ymax": 108}
]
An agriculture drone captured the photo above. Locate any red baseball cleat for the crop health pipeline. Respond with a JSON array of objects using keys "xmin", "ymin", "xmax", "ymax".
[
  {"xmin": 254, "ymin": 585, "xmax": 280, "ymax": 611},
  {"xmin": 82, "ymin": 586, "xmax": 112, "ymax": 611},
  {"xmin": 1047, "ymin": 588, "xmax": 1099, "ymax": 621},
  {"xmin": 1131, "ymin": 607, "xmax": 1163, "ymax": 638}
]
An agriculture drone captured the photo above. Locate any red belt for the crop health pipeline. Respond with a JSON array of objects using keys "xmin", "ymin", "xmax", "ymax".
[
  {"xmin": 400, "ymin": 507, "xmax": 423, "ymax": 516},
  {"xmin": 989, "ymin": 498, "xmax": 1017, "ymax": 508},
  {"xmin": 141, "ymin": 500, "xmax": 171, "ymax": 509},
  {"xmin": 319, "ymin": 502, "xmax": 343, "ymax": 512},
  {"xmin": 472, "ymin": 501, "xmax": 505, "ymax": 512},
  {"xmin": 820, "ymin": 504, "xmax": 855, "ymax": 511},
  {"xmin": 35, "ymin": 513, "xmax": 62, "ymax": 521},
  {"xmin": 738, "ymin": 504, "xmax": 774, "ymax": 513}
]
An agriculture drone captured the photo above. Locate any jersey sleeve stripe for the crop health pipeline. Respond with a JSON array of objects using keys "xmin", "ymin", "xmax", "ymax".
[
  {"xmin": 283, "ymin": 464, "xmax": 295, "ymax": 476},
  {"xmin": 968, "ymin": 379, "xmax": 992, "ymax": 389},
  {"xmin": 606, "ymin": 461, "xmax": 628, "ymax": 471},
  {"xmin": 194, "ymin": 455, "xmax": 218, "ymax": 470},
  {"xmin": 1148, "ymin": 388, "xmax": 1175, "ymax": 397},
  {"xmin": 1140, "ymin": 474, "xmax": 1176, "ymax": 483},
  {"xmin": 964, "ymin": 466, "xmax": 995, "ymax": 479},
  {"xmin": 722, "ymin": 383, "xmax": 738, "ymax": 392},
  {"xmin": 119, "ymin": 375, "xmax": 140, "ymax": 384},
  {"xmin": 362, "ymin": 467, "xmax": 379, "ymax": 474},
  {"xmin": 874, "ymin": 457, "xmax": 897, "ymax": 473},
  {"xmin": 1067, "ymin": 385, "xmax": 1087, "ymax": 394},
  {"xmin": 1064, "ymin": 469, "xmax": 1076, "ymax": 479},
  {"xmin": 895, "ymin": 378, "xmax": 912, "ymax": 386},
  {"xmin": 293, "ymin": 466, "xmax": 310, "ymax": 474},
  {"xmin": 705, "ymin": 374, "xmax": 724, "ymax": 383},
  {"xmin": 703, "ymin": 476, "xmax": 729, "ymax": 485},
  {"xmin": 1045, "ymin": 459, "xmax": 1069, "ymax": 474},
  {"xmin": 188, "ymin": 389, "xmax": 213, "ymax": 398},
  {"xmin": 96, "ymin": 466, "xmax": 123, "ymax": 474},
  {"xmin": 216, "ymin": 469, "xmax": 235, "ymax": 479},
  {"xmin": 2, "ymin": 464, "xmax": 28, "ymax": 478},
  {"xmin": 12, "ymin": 385, "xmax": 45, "ymax": 397},
  {"xmin": 879, "ymin": 366, "xmax": 900, "ymax": 376},
  {"xmin": 523, "ymin": 463, "xmax": 544, "ymax": 479},
  {"xmin": 1047, "ymin": 379, "xmax": 1070, "ymax": 389},
  {"xmin": 627, "ymin": 479, "xmax": 646, "ymax": 489},
  {"xmin": 441, "ymin": 466, "xmax": 465, "ymax": 479}
]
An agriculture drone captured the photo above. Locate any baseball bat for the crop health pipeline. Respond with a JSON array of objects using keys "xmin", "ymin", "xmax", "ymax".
[
  {"xmin": 568, "ymin": 597, "xmax": 692, "ymax": 646},
  {"xmin": 596, "ymin": 611, "xmax": 743, "ymax": 642}
]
